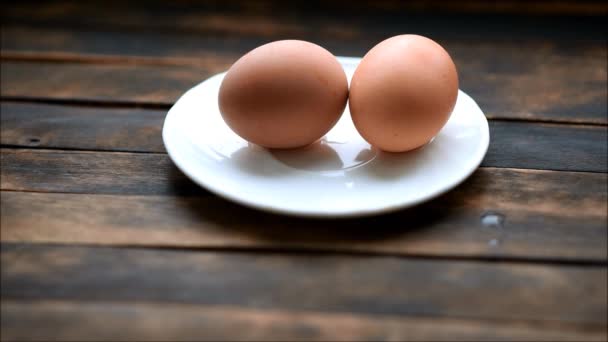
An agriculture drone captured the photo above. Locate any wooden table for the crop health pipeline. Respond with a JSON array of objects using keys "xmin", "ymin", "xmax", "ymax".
[{"xmin": 1, "ymin": 1, "xmax": 607, "ymax": 341}]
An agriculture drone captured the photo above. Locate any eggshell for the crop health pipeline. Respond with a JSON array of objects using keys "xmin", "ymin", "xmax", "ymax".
[
  {"xmin": 219, "ymin": 40, "xmax": 349, "ymax": 149},
  {"xmin": 349, "ymin": 34, "xmax": 459, "ymax": 152}
]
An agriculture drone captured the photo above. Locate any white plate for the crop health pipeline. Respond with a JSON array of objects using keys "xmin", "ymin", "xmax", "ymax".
[{"xmin": 163, "ymin": 57, "xmax": 490, "ymax": 217}]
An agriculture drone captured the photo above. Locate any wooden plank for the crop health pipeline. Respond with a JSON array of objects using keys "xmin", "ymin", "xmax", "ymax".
[
  {"xmin": 3, "ymin": 102, "xmax": 606, "ymax": 171},
  {"xmin": 2, "ymin": 32, "xmax": 606, "ymax": 124},
  {"xmin": 3, "ymin": 24, "xmax": 606, "ymax": 61},
  {"xmin": 0, "ymin": 149, "xmax": 205, "ymax": 196},
  {"xmin": 2, "ymin": 1, "xmax": 606, "ymax": 40},
  {"xmin": 1, "ymin": 243, "xmax": 606, "ymax": 324},
  {"xmin": 0, "ymin": 144, "xmax": 603, "ymax": 192},
  {"xmin": 1, "ymin": 115, "xmax": 606, "ymax": 194},
  {"xmin": 484, "ymin": 121, "xmax": 607, "ymax": 172},
  {"xmin": 0, "ymin": 62, "xmax": 218, "ymax": 106},
  {"xmin": 2, "ymin": 300, "xmax": 605, "ymax": 342},
  {"xmin": 1, "ymin": 102, "xmax": 166, "ymax": 153},
  {"xmin": 2, "ymin": 168, "xmax": 606, "ymax": 261},
  {"xmin": 0, "ymin": 26, "xmax": 252, "ymax": 61},
  {"xmin": 2, "ymin": 102, "xmax": 606, "ymax": 172}
]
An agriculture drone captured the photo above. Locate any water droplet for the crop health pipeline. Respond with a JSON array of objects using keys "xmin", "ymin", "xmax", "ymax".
[{"xmin": 481, "ymin": 212, "xmax": 505, "ymax": 228}]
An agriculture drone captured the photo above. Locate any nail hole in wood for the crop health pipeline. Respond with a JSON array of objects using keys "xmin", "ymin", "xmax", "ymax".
[{"xmin": 27, "ymin": 137, "xmax": 41, "ymax": 146}]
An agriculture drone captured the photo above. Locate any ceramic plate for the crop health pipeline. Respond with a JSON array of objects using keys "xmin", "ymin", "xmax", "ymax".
[{"xmin": 163, "ymin": 57, "xmax": 490, "ymax": 217}]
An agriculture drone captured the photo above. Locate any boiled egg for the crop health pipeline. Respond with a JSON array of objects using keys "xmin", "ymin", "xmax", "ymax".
[
  {"xmin": 349, "ymin": 34, "xmax": 459, "ymax": 152},
  {"xmin": 219, "ymin": 40, "xmax": 349, "ymax": 149}
]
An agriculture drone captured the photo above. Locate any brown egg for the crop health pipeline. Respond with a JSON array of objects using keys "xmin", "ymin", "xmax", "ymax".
[
  {"xmin": 218, "ymin": 40, "xmax": 349, "ymax": 149},
  {"xmin": 349, "ymin": 35, "xmax": 459, "ymax": 152}
]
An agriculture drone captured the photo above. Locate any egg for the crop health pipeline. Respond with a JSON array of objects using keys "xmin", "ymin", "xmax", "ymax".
[
  {"xmin": 218, "ymin": 40, "xmax": 349, "ymax": 149},
  {"xmin": 349, "ymin": 35, "xmax": 459, "ymax": 152}
]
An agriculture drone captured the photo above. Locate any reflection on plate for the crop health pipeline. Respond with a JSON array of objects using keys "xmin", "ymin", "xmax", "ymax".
[{"xmin": 163, "ymin": 57, "xmax": 490, "ymax": 217}]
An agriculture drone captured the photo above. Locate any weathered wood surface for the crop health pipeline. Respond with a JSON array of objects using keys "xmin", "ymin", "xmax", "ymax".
[
  {"xmin": 0, "ymin": 103, "xmax": 166, "ymax": 153},
  {"xmin": 1, "ymin": 244, "xmax": 606, "ymax": 324},
  {"xmin": 1, "ymin": 1, "xmax": 606, "ymax": 340},
  {"xmin": 0, "ymin": 149, "xmax": 200, "ymax": 196},
  {"xmin": 2, "ymin": 50, "xmax": 606, "ymax": 124},
  {"xmin": 2, "ymin": 1, "xmax": 606, "ymax": 124},
  {"xmin": 2, "ymin": 300, "xmax": 605, "ymax": 342},
  {"xmin": 1, "ymin": 121, "xmax": 606, "ymax": 175},
  {"xmin": 1, "ymin": 166, "xmax": 606, "ymax": 261},
  {"xmin": 2, "ymin": 147, "xmax": 608, "ymax": 195},
  {"xmin": 2, "ymin": 1, "xmax": 607, "ymax": 38},
  {"xmin": 2, "ymin": 102, "xmax": 608, "ymax": 171}
]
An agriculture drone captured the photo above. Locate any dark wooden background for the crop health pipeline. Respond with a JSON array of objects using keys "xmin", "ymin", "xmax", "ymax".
[{"xmin": 1, "ymin": 1, "xmax": 607, "ymax": 341}]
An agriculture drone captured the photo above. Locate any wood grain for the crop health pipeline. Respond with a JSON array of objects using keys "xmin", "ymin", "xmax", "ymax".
[
  {"xmin": 1, "ymin": 2, "xmax": 607, "ymax": 340},
  {"xmin": 0, "ymin": 149, "xmax": 204, "ymax": 196},
  {"xmin": 484, "ymin": 121, "xmax": 607, "ymax": 172},
  {"xmin": 2, "ymin": 37, "xmax": 606, "ymax": 124},
  {"xmin": 2, "ymin": 145, "xmax": 606, "ymax": 193},
  {"xmin": 1, "ymin": 243, "xmax": 606, "ymax": 324},
  {"xmin": 0, "ymin": 61, "xmax": 218, "ymax": 106},
  {"xmin": 2, "ymin": 115, "xmax": 606, "ymax": 191},
  {"xmin": 2, "ymin": 167, "xmax": 606, "ymax": 261},
  {"xmin": 2, "ymin": 300, "xmax": 605, "ymax": 342},
  {"xmin": 3, "ymin": 23, "xmax": 606, "ymax": 61},
  {"xmin": 1, "ymin": 102, "xmax": 166, "ymax": 153},
  {"xmin": 3, "ymin": 1, "xmax": 606, "ymax": 40},
  {"xmin": 2, "ymin": 1, "xmax": 606, "ymax": 125},
  {"xmin": 1, "ymin": 102, "xmax": 602, "ymax": 170}
]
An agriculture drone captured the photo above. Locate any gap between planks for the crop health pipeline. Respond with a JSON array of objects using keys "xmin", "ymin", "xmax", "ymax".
[
  {"xmin": 2, "ymin": 96, "xmax": 607, "ymax": 127},
  {"xmin": 0, "ymin": 51, "xmax": 228, "ymax": 68},
  {"xmin": 2, "ymin": 165, "xmax": 606, "ymax": 265},
  {"xmin": 0, "ymin": 96, "xmax": 172, "ymax": 110},
  {"xmin": 0, "ymin": 144, "xmax": 169, "ymax": 155},
  {"xmin": 1, "ymin": 38, "xmax": 606, "ymax": 126},
  {"xmin": 2, "ymin": 240, "xmax": 606, "ymax": 268},
  {"xmin": 2, "ymin": 147, "xmax": 606, "ymax": 174},
  {"xmin": 1, "ymin": 242, "xmax": 606, "ymax": 325}
]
